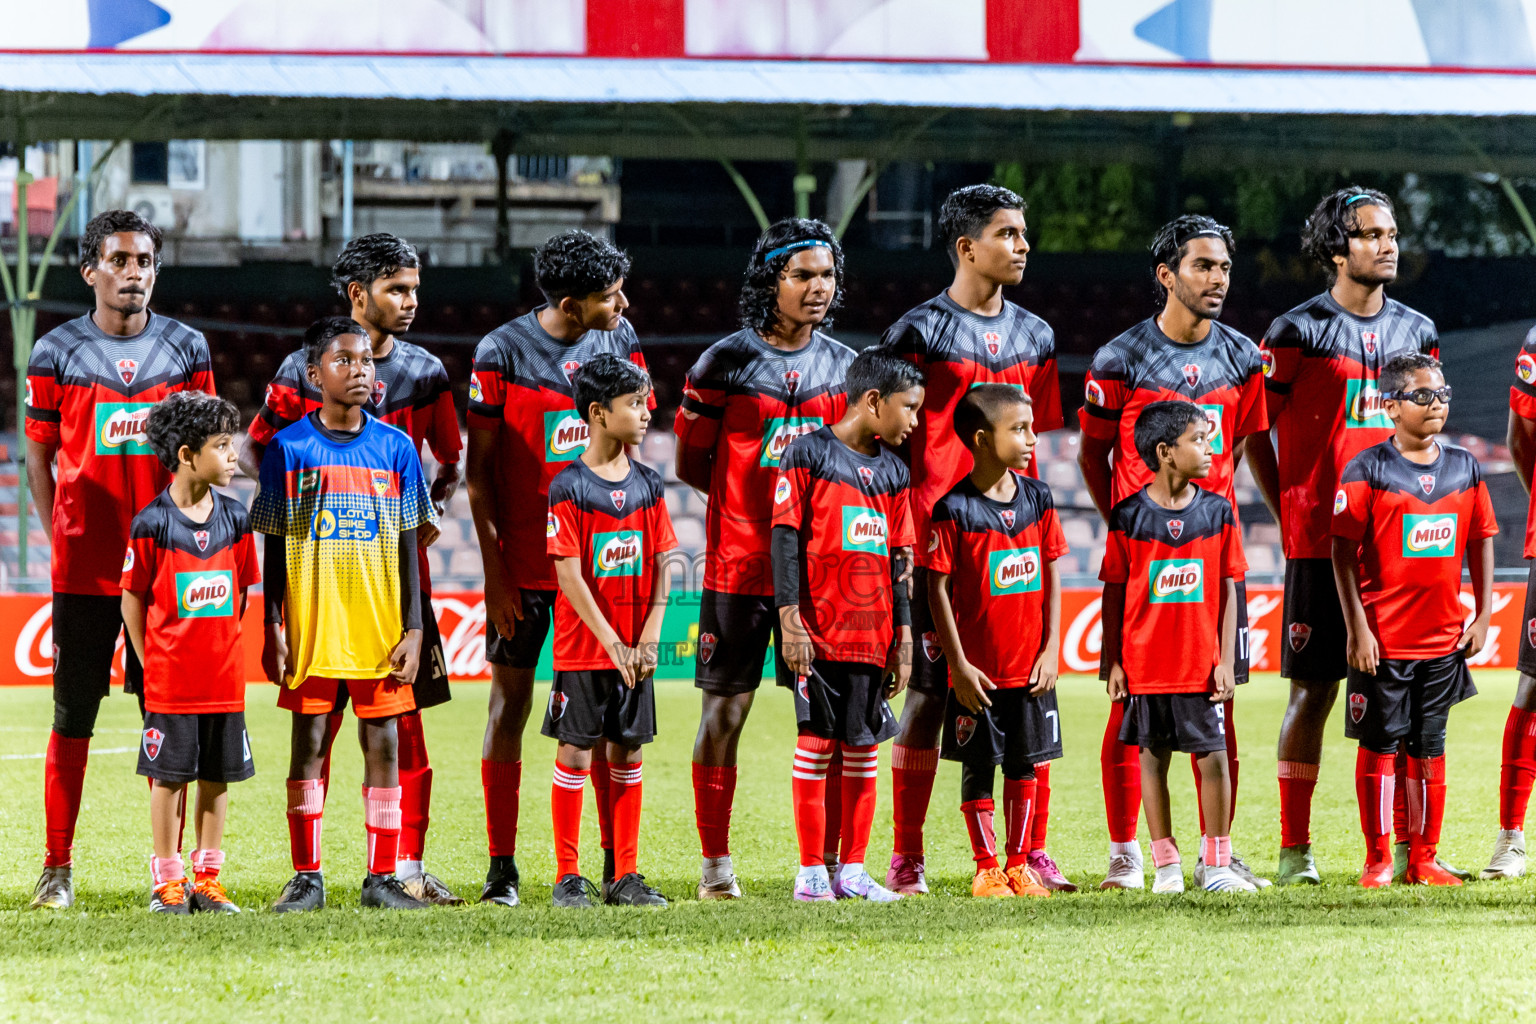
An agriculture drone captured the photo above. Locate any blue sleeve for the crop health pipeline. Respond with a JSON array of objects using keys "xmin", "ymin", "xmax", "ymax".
[{"xmin": 250, "ymin": 437, "xmax": 289, "ymax": 536}]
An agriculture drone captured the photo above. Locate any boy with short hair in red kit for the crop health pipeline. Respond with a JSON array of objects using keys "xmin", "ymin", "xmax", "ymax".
[
  {"xmin": 1332, "ymin": 354, "xmax": 1495, "ymax": 888},
  {"xmin": 544, "ymin": 354, "xmax": 677, "ymax": 908},
  {"xmin": 924, "ymin": 384, "xmax": 1069, "ymax": 899},
  {"xmin": 122, "ymin": 392, "xmax": 259, "ymax": 914},
  {"xmin": 1102, "ymin": 401, "xmax": 1252, "ymax": 894}
]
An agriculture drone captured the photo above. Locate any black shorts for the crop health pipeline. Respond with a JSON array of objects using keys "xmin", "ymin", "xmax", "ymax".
[
  {"xmin": 1517, "ymin": 561, "xmax": 1536, "ymax": 677},
  {"xmin": 1344, "ymin": 652, "xmax": 1476, "ymax": 756},
  {"xmin": 1233, "ymin": 578, "xmax": 1250, "ymax": 685},
  {"xmin": 52, "ymin": 592, "xmax": 144, "ymax": 704},
  {"xmin": 1280, "ymin": 558, "xmax": 1349, "ymax": 682},
  {"xmin": 940, "ymin": 687, "xmax": 1064, "ymax": 767},
  {"xmin": 793, "ymin": 660, "xmax": 899, "ymax": 746},
  {"xmin": 908, "ymin": 567, "xmax": 950, "ymax": 696},
  {"xmin": 693, "ymin": 588, "xmax": 793, "ymax": 695},
  {"xmin": 137, "ymin": 711, "xmax": 254, "ymax": 784},
  {"xmin": 485, "ymin": 589, "xmax": 556, "ymax": 670},
  {"xmin": 540, "ymin": 669, "xmax": 657, "ymax": 748},
  {"xmin": 1119, "ymin": 693, "xmax": 1228, "ymax": 754}
]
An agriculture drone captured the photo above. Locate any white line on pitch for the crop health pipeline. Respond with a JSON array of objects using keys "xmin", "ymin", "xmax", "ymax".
[{"xmin": 0, "ymin": 746, "xmax": 138, "ymax": 761}]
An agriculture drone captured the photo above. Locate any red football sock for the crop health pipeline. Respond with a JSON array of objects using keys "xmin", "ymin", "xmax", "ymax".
[
  {"xmin": 608, "ymin": 761, "xmax": 643, "ymax": 878},
  {"xmin": 823, "ymin": 747, "xmax": 844, "ymax": 864},
  {"xmin": 1277, "ymin": 760, "xmax": 1320, "ymax": 847},
  {"xmin": 691, "ymin": 763, "xmax": 737, "ymax": 859},
  {"xmin": 551, "ymin": 763, "xmax": 589, "ymax": 879},
  {"xmin": 318, "ymin": 708, "xmax": 344, "ymax": 809},
  {"xmin": 1354, "ymin": 748, "xmax": 1396, "ymax": 864},
  {"xmin": 791, "ymin": 736, "xmax": 835, "ymax": 868},
  {"xmin": 362, "ymin": 785, "xmax": 402, "ymax": 876},
  {"xmin": 1406, "ymin": 755, "xmax": 1447, "ymax": 859},
  {"xmin": 1392, "ymin": 748, "xmax": 1410, "ymax": 845},
  {"xmin": 396, "ymin": 711, "xmax": 432, "ymax": 864},
  {"xmin": 1028, "ymin": 762, "xmax": 1052, "ymax": 852},
  {"xmin": 1191, "ymin": 698, "xmax": 1237, "ymax": 835},
  {"xmin": 591, "ymin": 745, "xmax": 613, "ymax": 854},
  {"xmin": 1501, "ymin": 707, "xmax": 1536, "ymax": 831},
  {"xmin": 43, "ymin": 732, "xmax": 89, "ymax": 868},
  {"xmin": 192, "ymin": 848, "xmax": 224, "ymax": 883},
  {"xmin": 891, "ymin": 744, "xmax": 939, "ymax": 856},
  {"xmin": 1102, "ymin": 703, "xmax": 1141, "ymax": 843},
  {"xmin": 961, "ymin": 798, "xmax": 999, "ymax": 870},
  {"xmin": 838, "ymin": 744, "xmax": 878, "ymax": 866},
  {"xmin": 481, "ymin": 759, "xmax": 521, "ymax": 856},
  {"xmin": 285, "ymin": 778, "xmax": 324, "ymax": 872},
  {"xmin": 1003, "ymin": 776, "xmax": 1037, "ymax": 870}
]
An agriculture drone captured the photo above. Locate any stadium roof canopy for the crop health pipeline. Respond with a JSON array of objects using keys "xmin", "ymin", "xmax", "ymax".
[{"xmin": 5, "ymin": 54, "xmax": 1536, "ymax": 173}]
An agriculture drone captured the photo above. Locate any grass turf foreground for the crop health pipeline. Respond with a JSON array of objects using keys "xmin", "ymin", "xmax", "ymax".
[{"xmin": 1, "ymin": 673, "xmax": 1534, "ymax": 1023}]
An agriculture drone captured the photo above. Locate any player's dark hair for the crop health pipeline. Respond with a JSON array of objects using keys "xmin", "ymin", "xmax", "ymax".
[
  {"xmin": 1301, "ymin": 187, "xmax": 1395, "ymax": 278},
  {"xmin": 845, "ymin": 347, "xmax": 925, "ymax": 403},
  {"xmin": 79, "ymin": 209, "xmax": 162, "ymax": 272},
  {"xmin": 145, "ymin": 391, "xmax": 241, "ymax": 472},
  {"xmin": 1133, "ymin": 400, "xmax": 1207, "ymax": 472},
  {"xmin": 1380, "ymin": 353, "xmax": 1444, "ymax": 395},
  {"xmin": 304, "ymin": 315, "xmax": 368, "ymax": 367},
  {"xmin": 1149, "ymin": 214, "xmax": 1235, "ymax": 305},
  {"xmin": 953, "ymin": 383, "xmax": 1032, "ymax": 448},
  {"xmin": 573, "ymin": 353, "xmax": 651, "ymax": 423},
  {"xmin": 533, "ymin": 229, "xmax": 631, "ymax": 304},
  {"xmin": 739, "ymin": 218, "xmax": 845, "ymax": 336},
  {"xmin": 331, "ymin": 232, "xmax": 420, "ymax": 299},
  {"xmin": 938, "ymin": 184, "xmax": 1027, "ymax": 268}
]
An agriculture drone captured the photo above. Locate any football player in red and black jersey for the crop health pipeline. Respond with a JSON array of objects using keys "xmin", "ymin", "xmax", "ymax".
[
  {"xmin": 1246, "ymin": 188, "xmax": 1442, "ymax": 885},
  {"xmin": 25, "ymin": 210, "xmax": 216, "ymax": 910},
  {"xmin": 1331, "ymin": 355, "xmax": 1495, "ymax": 887},
  {"xmin": 878, "ymin": 184, "xmax": 1066, "ymax": 895},
  {"xmin": 239, "ymin": 235, "xmax": 464, "ymax": 905},
  {"xmin": 467, "ymin": 230, "xmax": 650, "ymax": 906},
  {"xmin": 1078, "ymin": 216, "xmax": 1268, "ymax": 891},
  {"xmin": 675, "ymin": 218, "xmax": 856, "ymax": 900}
]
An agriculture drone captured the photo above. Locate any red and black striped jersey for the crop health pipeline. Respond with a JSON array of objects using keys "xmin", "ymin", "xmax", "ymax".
[
  {"xmin": 674, "ymin": 328, "xmax": 855, "ymax": 596},
  {"xmin": 1331, "ymin": 440, "xmax": 1497, "ymax": 660},
  {"xmin": 546, "ymin": 458, "xmax": 677, "ymax": 671},
  {"xmin": 879, "ymin": 292, "xmax": 1063, "ymax": 539},
  {"xmin": 1260, "ymin": 292, "xmax": 1439, "ymax": 559},
  {"xmin": 772, "ymin": 426, "xmax": 915, "ymax": 668},
  {"xmin": 121, "ymin": 489, "xmax": 260, "ymax": 714},
  {"xmin": 25, "ymin": 313, "xmax": 216, "ymax": 595},
  {"xmin": 1100, "ymin": 486, "xmax": 1246, "ymax": 695},
  {"xmin": 922, "ymin": 473, "xmax": 1070, "ymax": 687},
  {"xmin": 1508, "ymin": 326, "xmax": 1536, "ymax": 558},
  {"xmin": 1078, "ymin": 318, "xmax": 1267, "ymax": 509},
  {"xmin": 469, "ymin": 311, "xmax": 653, "ymax": 591}
]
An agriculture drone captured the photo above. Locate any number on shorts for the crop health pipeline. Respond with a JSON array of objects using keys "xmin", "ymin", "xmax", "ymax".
[{"xmin": 1045, "ymin": 709, "xmax": 1059, "ymax": 744}]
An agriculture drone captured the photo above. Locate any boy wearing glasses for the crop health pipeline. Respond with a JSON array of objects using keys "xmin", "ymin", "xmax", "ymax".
[{"xmin": 1331, "ymin": 354, "xmax": 1495, "ymax": 888}]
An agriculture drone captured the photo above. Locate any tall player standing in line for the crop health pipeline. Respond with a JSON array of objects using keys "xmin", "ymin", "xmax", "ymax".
[
  {"xmin": 27, "ymin": 211, "xmax": 216, "ymax": 910},
  {"xmin": 467, "ymin": 230, "xmax": 649, "ymax": 906},
  {"xmin": 1246, "ymin": 188, "xmax": 1442, "ymax": 885},
  {"xmin": 878, "ymin": 185, "xmax": 1066, "ymax": 895},
  {"xmin": 676, "ymin": 219, "xmax": 856, "ymax": 900},
  {"xmin": 1078, "ymin": 215, "xmax": 1268, "ymax": 890},
  {"xmin": 239, "ymin": 235, "xmax": 463, "ymax": 904}
]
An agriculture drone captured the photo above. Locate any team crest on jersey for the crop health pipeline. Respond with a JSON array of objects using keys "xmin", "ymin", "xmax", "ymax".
[
  {"xmin": 122, "ymin": 547, "xmax": 135, "ymax": 572},
  {"xmin": 922, "ymin": 631, "xmax": 942, "ymax": 662},
  {"xmin": 194, "ymin": 530, "xmax": 209, "ymax": 552},
  {"xmin": 610, "ymin": 489, "xmax": 626, "ymax": 511},
  {"xmin": 116, "ymin": 358, "xmax": 138, "ymax": 386},
  {"xmin": 546, "ymin": 512, "xmax": 558, "ymax": 539},
  {"xmin": 927, "ymin": 530, "xmax": 940, "ymax": 552},
  {"xmin": 549, "ymin": 691, "xmax": 568, "ymax": 721},
  {"xmin": 1528, "ymin": 617, "xmax": 1536, "ymax": 649},
  {"xmin": 1349, "ymin": 692, "xmax": 1367, "ymax": 724},
  {"xmin": 1289, "ymin": 623, "xmax": 1311, "ymax": 652},
  {"xmin": 469, "ymin": 373, "xmax": 484, "ymax": 404},
  {"xmin": 1167, "ymin": 519, "xmax": 1183, "ymax": 540},
  {"xmin": 24, "ymin": 378, "xmax": 33, "ymax": 407},
  {"xmin": 1334, "ymin": 489, "xmax": 1348, "ymax": 515},
  {"xmin": 142, "ymin": 727, "xmax": 164, "ymax": 761},
  {"xmin": 857, "ymin": 466, "xmax": 875, "ymax": 488},
  {"xmin": 1418, "ymin": 474, "xmax": 1436, "ymax": 495},
  {"xmin": 562, "ymin": 360, "xmax": 581, "ymax": 385},
  {"xmin": 1260, "ymin": 348, "xmax": 1275, "ymax": 378},
  {"xmin": 371, "ymin": 469, "xmax": 391, "ymax": 496},
  {"xmin": 1085, "ymin": 380, "xmax": 1105, "ymax": 406},
  {"xmin": 1361, "ymin": 330, "xmax": 1378, "ymax": 355},
  {"xmin": 371, "ymin": 379, "xmax": 386, "ymax": 406},
  {"xmin": 955, "ymin": 715, "xmax": 977, "ymax": 746},
  {"xmin": 699, "ymin": 632, "xmax": 717, "ymax": 664},
  {"xmin": 784, "ymin": 369, "xmax": 801, "ymax": 395},
  {"xmin": 999, "ymin": 509, "xmax": 1015, "ymax": 530},
  {"xmin": 1520, "ymin": 352, "xmax": 1536, "ymax": 384},
  {"xmin": 775, "ymin": 477, "xmax": 792, "ymax": 505},
  {"xmin": 983, "ymin": 331, "xmax": 1001, "ymax": 356},
  {"xmin": 1182, "ymin": 363, "xmax": 1201, "ymax": 388}
]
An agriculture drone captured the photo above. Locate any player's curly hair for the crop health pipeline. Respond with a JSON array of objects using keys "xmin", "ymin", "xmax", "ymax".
[
  {"xmin": 303, "ymin": 315, "xmax": 367, "ymax": 367},
  {"xmin": 953, "ymin": 382, "xmax": 1032, "ymax": 447},
  {"xmin": 331, "ymin": 233, "xmax": 420, "ymax": 299},
  {"xmin": 1149, "ymin": 215, "xmax": 1235, "ymax": 306},
  {"xmin": 1301, "ymin": 186, "xmax": 1395, "ymax": 278},
  {"xmin": 938, "ymin": 184, "xmax": 1026, "ymax": 268},
  {"xmin": 533, "ymin": 230, "xmax": 631, "ymax": 304},
  {"xmin": 739, "ymin": 218, "xmax": 844, "ymax": 336},
  {"xmin": 1133, "ymin": 400, "xmax": 1207, "ymax": 473},
  {"xmin": 79, "ymin": 209, "xmax": 162, "ymax": 272},
  {"xmin": 1380, "ymin": 353, "xmax": 1444, "ymax": 395},
  {"xmin": 145, "ymin": 391, "xmax": 241, "ymax": 472},
  {"xmin": 573, "ymin": 353, "xmax": 651, "ymax": 423},
  {"xmin": 845, "ymin": 347, "xmax": 925, "ymax": 402}
]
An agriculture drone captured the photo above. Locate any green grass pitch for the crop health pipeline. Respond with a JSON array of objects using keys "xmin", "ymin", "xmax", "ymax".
[{"xmin": 2, "ymin": 673, "xmax": 1534, "ymax": 1023}]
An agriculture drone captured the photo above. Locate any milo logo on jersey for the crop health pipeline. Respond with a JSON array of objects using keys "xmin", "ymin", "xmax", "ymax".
[
  {"xmin": 593, "ymin": 531, "xmax": 644, "ymax": 577},
  {"xmin": 544, "ymin": 410, "xmax": 590, "ymax": 462},
  {"xmin": 1403, "ymin": 514, "xmax": 1457, "ymax": 557},
  {"xmin": 1198, "ymin": 404, "xmax": 1225, "ymax": 454},
  {"xmin": 94, "ymin": 402, "xmax": 154, "ymax": 455},
  {"xmin": 760, "ymin": 417, "xmax": 822, "ymax": 467},
  {"xmin": 842, "ymin": 507, "xmax": 888, "ymax": 555},
  {"xmin": 989, "ymin": 547, "xmax": 1042, "ymax": 595},
  {"xmin": 175, "ymin": 570, "xmax": 235, "ymax": 618},
  {"xmin": 1345, "ymin": 379, "xmax": 1391, "ymax": 430},
  {"xmin": 1148, "ymin": 559, "xmax": 1204, "ymax": 603}
]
